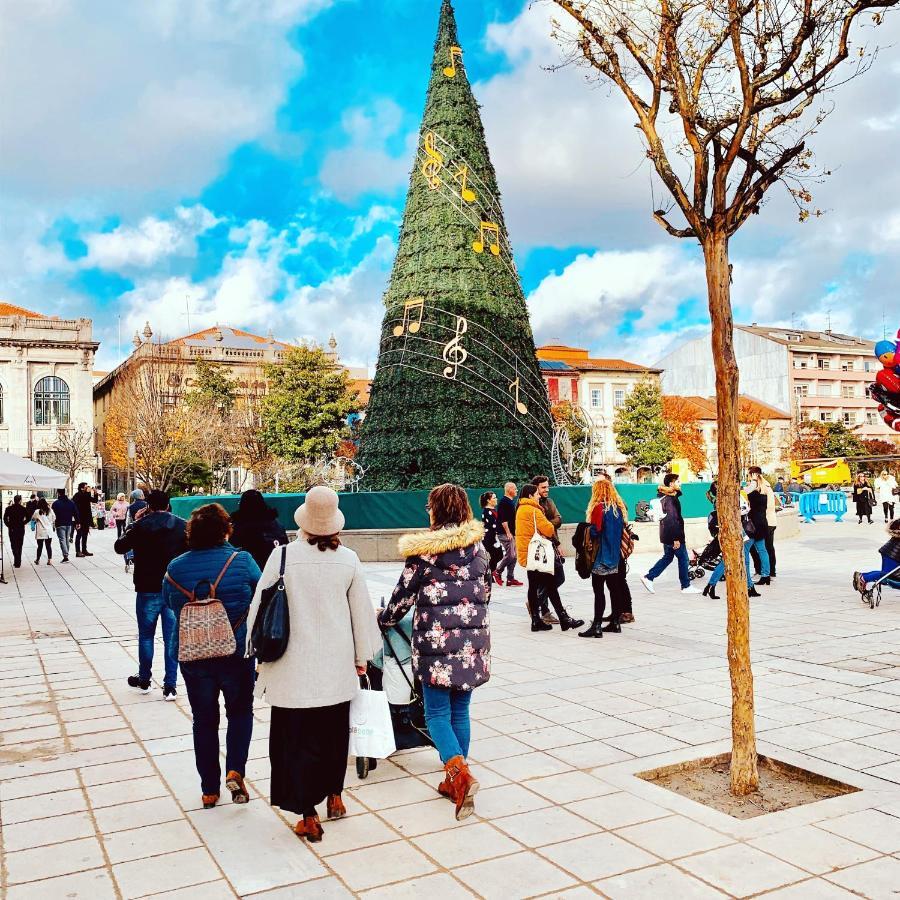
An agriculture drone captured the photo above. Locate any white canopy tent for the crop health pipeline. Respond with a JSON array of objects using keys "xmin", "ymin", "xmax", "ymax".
[{"xmin": 1, "ymin": 452, "xmax": 67, "ymax": 583}]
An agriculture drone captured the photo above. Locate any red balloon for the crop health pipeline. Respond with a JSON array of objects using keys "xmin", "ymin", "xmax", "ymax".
[{"xmin": 876, "ymin": 368, "xmax": 900, "ymax": 394}]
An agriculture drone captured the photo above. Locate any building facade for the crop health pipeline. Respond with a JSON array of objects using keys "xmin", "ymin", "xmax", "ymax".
[
  {"xmin": 658, "ymin": 325, "xmax": 896, "ymax": 442},
  {"xmin": 0, "ymin": 302, "xmax": 99, "ymax": 489},
  {"xmin": 536, "ymin": 344, "xmax": 663, "ymax": 472}
]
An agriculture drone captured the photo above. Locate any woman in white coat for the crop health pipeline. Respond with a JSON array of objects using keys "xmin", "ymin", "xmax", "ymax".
[
  {"xmin": 31, "ymin": 498, "xmax": 56, "ymax": 566},
  {"xmin": 875, "ymin": 470, "xmax": 898, "ymax": 523},
  {"xmin": 247, "ymin": 486, "xmax": 380, "ymax": 844}
]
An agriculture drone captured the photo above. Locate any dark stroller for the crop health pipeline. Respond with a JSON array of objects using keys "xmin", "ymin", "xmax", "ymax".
[
  {"xmin": 853, "ymin": 565, "xmax": 900, "ymax": 610},
  {"xmin": 689, "ymin": 510, "xmax": 722, "ymax": 580},
  {"xmin": 356, "ymin": 619, "xmax": 433, "ymax": 779}
]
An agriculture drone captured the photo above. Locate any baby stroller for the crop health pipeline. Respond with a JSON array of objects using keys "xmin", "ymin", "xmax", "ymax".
[
  {"xmin": 356, "ymin": 613, "xmax": 432, "ymax": 779},
  {"xmin": 689, "ymin": 537, "xmax": 722, "ymax": 581},
  {"xmin": 853, "ymin": 565, "xmax": 900, "ymax": 610}
]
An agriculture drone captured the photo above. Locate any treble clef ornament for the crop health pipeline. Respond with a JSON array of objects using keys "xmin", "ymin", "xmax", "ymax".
[{"xmin": 442, "ymin": 316, "xmax": 468, "ymax": 379}]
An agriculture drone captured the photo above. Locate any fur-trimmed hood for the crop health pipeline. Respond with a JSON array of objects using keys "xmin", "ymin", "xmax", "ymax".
[
  {"xmin": 658, "ymin": 485, "xmax": 682, "ymax": 497},
  {"xmin": 398, "ymin": 519, "xmax": 485, "ymax": 558}
]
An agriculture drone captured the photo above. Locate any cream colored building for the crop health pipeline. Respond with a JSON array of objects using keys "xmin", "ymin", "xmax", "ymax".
[
  {"xmin": 0, "ymin": 302, "xmax": 99, "ymax": 489},
  {"xmin": 536, "ymin": 344, "xmax": 663, "ymax": 473}
]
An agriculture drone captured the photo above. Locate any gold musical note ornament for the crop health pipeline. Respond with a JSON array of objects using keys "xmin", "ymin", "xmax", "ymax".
[
  {"xmin": 421, "ymin": 132, "xmax": 444, "ymax": 189},
  {"xmin": 473, "ymin": 221, "xmax": 501, "ymax": 256},
  {"xmin": 442, "ymin": 316, "xmax": 468, "ymax": 379},
  {"xmin": 454, "ymin": 165, "xmax": 476, "ymax": 203},
  {"xmin": 393, "ymin": 298, "xmax": 425, "ymax": 337},
  {"xmin": 509, "ymin": 378, "xmax": 528, "ymax": 415},
  {"xmin": 443, "ymin": 46, "xmax": 463, "ymax": 78}
]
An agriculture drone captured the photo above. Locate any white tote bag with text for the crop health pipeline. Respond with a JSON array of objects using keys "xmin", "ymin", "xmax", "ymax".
[
  {"xmin": 349, "ymin": 685, "xmax": 396, "ymax": 759},
  {"xmin": 527, "ymin": 512, "xmax": 555, "ymax": 574}
]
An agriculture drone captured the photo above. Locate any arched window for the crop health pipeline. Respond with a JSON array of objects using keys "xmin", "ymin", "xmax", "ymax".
[{"xmin": 34, "ymin": 376, "xmax": 70, "ymax": 426}]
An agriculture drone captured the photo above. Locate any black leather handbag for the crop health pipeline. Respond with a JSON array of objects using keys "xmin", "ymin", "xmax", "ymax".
[{"xmin": 249, "ymin": 545, "xmax": 290, "ymax": 663}]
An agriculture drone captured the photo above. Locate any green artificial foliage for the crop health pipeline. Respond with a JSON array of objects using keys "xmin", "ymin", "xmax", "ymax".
[
  {"xmin": 259, "ymin": 346, "xmax": 359, "ymax": 462},
  {"xmin": 614, "ymin": 378, "xmax": 674, "ymax": 469},
  {"xmin": 359, "ymin": 0, "xmax": 552, "ymax": 490}
]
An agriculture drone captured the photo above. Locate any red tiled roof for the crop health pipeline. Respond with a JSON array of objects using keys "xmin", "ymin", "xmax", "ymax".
[
  {"xmin": 0, "ymin": 302, "xmax": 45, "ymax": 318},
  {"xmin": 536, "ymin": 343, "xmax": 661, "ymax": 374}
]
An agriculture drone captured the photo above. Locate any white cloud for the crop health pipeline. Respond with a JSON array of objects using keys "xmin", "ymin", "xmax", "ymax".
[
  {"xmin": 0, "ymin": 0, "xmax": 334, "ymax": 207},
  {"xmin": 83, "ymin": 205, "xmax": 221, "ymax": 269}
]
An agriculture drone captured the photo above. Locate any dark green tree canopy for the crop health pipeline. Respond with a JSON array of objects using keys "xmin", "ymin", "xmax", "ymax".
[
  {"xmin": 260, "ymin": 346, "xmax": 359, "ymax": 462},
  {"xmin": 188, "ymin": 360, "xmax": 236, "ymax": 414},
  {"xmin": 359, "ymin": 0, "xmax": 552, "ymax": 490},
  {"xmin": 614, "ymin": 378, "xmax": 674, "ymax": 469}
]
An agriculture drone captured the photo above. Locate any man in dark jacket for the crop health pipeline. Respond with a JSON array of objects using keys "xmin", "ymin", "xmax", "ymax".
[
  {"xmin": 533, "ymin": 475, "xmax": 562, "ymax": 623},
  {"xmin": 496, "ymin": 482, "xmax": 522, "ymax": 587},
  {"xmin": 73, "ymin": 483, "xmax": 96, "ymax": 557},
  {"xmin": 51, "ymin": 488, "xmax": 79, "ymax": 562},
  {"xmin": 114, "ymin": 490, "xmax": 187, "ymax": 699},
  {"xmin": 641, "ymin": 474, "xmax": 700, "ymax": 595},
  {"xmin": 3, "ymin": 496, "xmax": 30, "ymax": 568}
]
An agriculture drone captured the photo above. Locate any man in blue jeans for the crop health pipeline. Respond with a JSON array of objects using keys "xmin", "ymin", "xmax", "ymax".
[
  {"xmin": 641, "ymin": 474, "xmax": 702, "ymax": 595},
  {"xmin": 114, "ymin": 490, "xmax": 187, "ymax": 699}
]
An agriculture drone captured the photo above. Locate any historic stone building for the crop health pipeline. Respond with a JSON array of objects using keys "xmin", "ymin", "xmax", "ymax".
[{"xmin": 0, "ymin": 302, "xmax": 99, "ymax": 489}]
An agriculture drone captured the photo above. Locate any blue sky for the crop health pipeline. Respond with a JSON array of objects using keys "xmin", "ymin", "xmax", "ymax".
[{"xmin": 1, "ymin": 0, "xmax": 898, "ymax": 372}]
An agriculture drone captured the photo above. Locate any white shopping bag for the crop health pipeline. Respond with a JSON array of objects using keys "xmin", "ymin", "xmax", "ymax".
[
  {"xmin": 349, "ymin": 686, "xmax": 396, "ymax": 759},
  {"xmin": 382, "ymin": 656, "xmax": 414, "ymax": 705}
]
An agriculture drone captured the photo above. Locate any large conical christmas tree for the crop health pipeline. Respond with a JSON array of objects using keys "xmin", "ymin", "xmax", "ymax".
[{"xmin": 359, "ymin": 0, "xmax": 552, "ymax": 490}]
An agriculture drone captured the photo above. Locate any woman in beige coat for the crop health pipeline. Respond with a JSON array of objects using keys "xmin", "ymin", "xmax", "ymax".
[{"xmin": 247, "ymin": 486, "xmax": 380, "ymax": 843}]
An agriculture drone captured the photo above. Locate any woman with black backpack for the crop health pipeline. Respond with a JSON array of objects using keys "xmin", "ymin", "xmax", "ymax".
[{"xmin": 230, "ymin": 490, "xmax": 288, "ymax": 571}]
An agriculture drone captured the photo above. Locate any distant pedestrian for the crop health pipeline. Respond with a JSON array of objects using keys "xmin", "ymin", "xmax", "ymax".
[
  {"xmin": 111, "ymin": 493, "xmax": 129, "ymax": 538},
  {"xmin": 875, "ymin": 470, "xmax": 898, "ymax": 522},
  {"xmin": 853, "ymin": 474, "xmax": 875, "ymax": 525},
  {"xmin": 381, "ymin": 483, "xmax": 490, "ymax": 821},
  {"xmin": 479, "ymin": 491, "xmax": 504, "ymax": 586},
  {"xmin": 703, "ymin": 493, "xmax": 761, "ymax": 599},
  {"xmin": 229, "ymin": 490, "xmax": 288, "ymax": 572},
  {"xmin": 250, "ymin": 486, "xmax": 379, "ymax": 843},
  {"xmin": 163, "ymin": 503, "xmax": 261, "ymax": 810},
  {"xmin": 31, "ymin": 498, "xmax": 55, "ymax": 566},
  {"xmin": 532, "ymin": 474, "xmax": 562, "ymax": 624},
  {"xmin": 24, "ymin": 494, "xmax": 38, "ymax": 521},
  {"xmin": 641, "ymin": 474, "xmax": 701, "ymax": 595},
  {"xmin": 124, "ymin": 489, "xmax": 149, "ymax": 574},
  {"xmin": 115, "ymin": 490, "xmax": 187, "ymax": 700},
  {"xmin": 516, "ymin": 484, "xmax": 583, "ymax": 633},
  {"xmin": 580, "ymin": 479, "xmax": 628, "ymax": 638},
  {"xmin": 496, "ymin": 482, "xmax": 522, "ymax": 587},
  {"xmin": 746, "ymin": 468, "xmax": 773, "ymax": 584},
  {"xmin": 73, "ymin": 482, "xmax": 97, "ymax": 556},
  {"xmin": 51, "ymin": 488, "xmax": 78, "ymax": 562},
  {"xmin": 3, "ymin": 495, "xmax": 29, "ymax": 568}
]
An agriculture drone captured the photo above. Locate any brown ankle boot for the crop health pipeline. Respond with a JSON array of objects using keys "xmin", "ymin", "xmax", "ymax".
[
  {"xmin": 445, "ymin": 755, "xmax": 479, "ymax": 821},
  {"xmin": 436, "ymin": 774, "xmax": 453, "ymax": 801},
  {"xmin": 293, "ymin": 815, "xmax": 324, "ymax": 842},
  {"xmin": 326, "ymin": 794, "xmax": 346, "ymax": 819}
]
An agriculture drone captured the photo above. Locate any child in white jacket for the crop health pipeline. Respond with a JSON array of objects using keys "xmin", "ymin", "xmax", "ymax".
[{"xmin": 31, "ymin": 498, "xmax": 56, "ymax": 565}]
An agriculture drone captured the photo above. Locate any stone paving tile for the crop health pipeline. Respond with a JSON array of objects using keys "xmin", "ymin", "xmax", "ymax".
[
  {"xmin": 112, "ymin": 846, "xmax": 223, "ymax": 899},
  {"xmin": 412, "ymin": 821, "xmax": 520, "ymax": 867},
  {"xmin": 677, "ymin": 844, "xmax": 810, "ymax": 896},
  {"xmin": 101, "ymin": 818, "xmax": 201, "ymax": 864},
  {"xmin": 1, "ymin": 810, "xmax": 97, "ymax": 852},
  {"xmin": 5, "ymin": 836, "xmax": 106, "ymax": 885},
  {"xmin": 249, "ymin": 878, "xmax": 353, "ymax": 898},
  {"xmin": 595, "ymin": 862, "xmax": 728, "ymax": 898},
  {"xmin": 493, "ymin": 804, "xmax": 599, "ymax": 846},
  {"xmin": 565, "ymin": 791, "xmax": 671, "ymax": 829},
  {"xmin": 454, "ymin": 850, "xmax": 577, "ymax": 899},
  {"xmin": 5, "ymin": 867, "xmax": 118, "ymax": 900},
  {"xmin": 824, "ymin": 855, "xmax": 900, "ymax": 899},
  {"xmin": 324, "ymin": 840, "xmax": 435, "ymax": 893},
  {"xmin": 817, "ymin": 808, "xmax": 900, "ymax": 853},
  {"xmin": 615, "ymin": 815, "xmax": 733, "ymax": 859},
  {"xmin": 748, "ymin": 824, "xmax": 880, "ymax": 875},
  {"xmin": 361, "ymin": 872, "xmax": 475, "ymax": 899},
  {"xmin": 540, "ymin": 831, "xmax": 659, "ymax": 881}
]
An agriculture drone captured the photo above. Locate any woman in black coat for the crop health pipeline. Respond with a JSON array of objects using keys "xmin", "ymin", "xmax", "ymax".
[
  {"xmin": 230, "ymin": 490, "xmax": 288, "ymax": 570},
  {"xmin": 853, "ymin": 475, "xmax": 875, "ymax": 525}
]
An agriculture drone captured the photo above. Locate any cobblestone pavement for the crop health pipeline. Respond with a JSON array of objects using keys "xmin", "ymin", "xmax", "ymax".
[{"xmin": 1, "ymin": 519, "xmax": 900, "ymax": 898}]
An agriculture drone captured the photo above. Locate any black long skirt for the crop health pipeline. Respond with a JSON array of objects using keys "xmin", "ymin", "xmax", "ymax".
[{"xmin": 269, "ymin": 701, "xmax": 351, "ymax": 817}]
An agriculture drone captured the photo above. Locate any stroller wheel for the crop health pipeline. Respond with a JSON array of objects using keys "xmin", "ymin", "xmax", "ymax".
[{"xmin": 356, "ymin": 756, "xmax": 370, "ymax": 779}]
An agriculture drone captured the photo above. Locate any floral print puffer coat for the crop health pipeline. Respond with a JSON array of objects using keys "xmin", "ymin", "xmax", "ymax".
[{"xmin": 380, "ymin": 519, "xmax": 491, "ymax": 691}]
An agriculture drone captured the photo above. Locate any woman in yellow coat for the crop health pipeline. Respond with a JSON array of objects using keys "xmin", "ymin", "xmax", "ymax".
[{"xmin": 515, "ymin": 485, "xmax": 583, "ymax": 633}]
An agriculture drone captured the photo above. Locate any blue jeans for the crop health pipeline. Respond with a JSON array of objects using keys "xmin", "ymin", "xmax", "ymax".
[
  {"xmin": 182, "ymin": 655, "xmax": 255, "ymax": 795},
  {"xmin": 709, "ymin": 541, "xmax": 754, "ymax": 588},
  {"xmin": 136, "ymin": 592, "xmax": 178, "ymax": 687},
  {"xmin": 749, "ymin": 538, "xmax": 770, "ymax": 578},
  {"xmin": 646, "ymin": 542, "xmax": 691, "ymax": 589},
  {"xmin": 421, "ymin": 682, "xmax": 472, "ymax": 764},
  {"xmin": 863, "ymin": 555, "xmax": 900, "ymax": 585},
  {"xmin": 55, "ymin": 526, "xmax": 71, "ymax": 559}
]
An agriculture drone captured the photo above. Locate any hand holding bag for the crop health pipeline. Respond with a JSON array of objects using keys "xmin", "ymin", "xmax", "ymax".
[
  {"xmin": 527, "ymin": 512, "xmax": 555, "ymax": 574},
  {"xmin": 348, "ymin": 678, "xmax": 396, "ymax": 759},
  {"xmin": 249, "ymin": 545, "xmax": 290, "ymax": 663}
]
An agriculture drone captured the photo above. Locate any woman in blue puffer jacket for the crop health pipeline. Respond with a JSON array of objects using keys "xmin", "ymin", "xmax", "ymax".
[{"xmin": 163, "ymin": 503, "xmax": 261, "ymax": 810}]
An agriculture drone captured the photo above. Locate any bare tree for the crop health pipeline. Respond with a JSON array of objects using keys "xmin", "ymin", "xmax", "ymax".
[
  {"xmin": 46, "ymin": 428, "xmax": 95, "ymax": 493},
  {"xmin": 549, "ymin": 0, "xmax": 898, "ymax": 794}
]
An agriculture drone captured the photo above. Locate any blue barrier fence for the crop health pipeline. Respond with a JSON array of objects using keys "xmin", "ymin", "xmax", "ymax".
[{"xmin": 797, "ymin": 491, "xmax": 847, "ymax": 523}]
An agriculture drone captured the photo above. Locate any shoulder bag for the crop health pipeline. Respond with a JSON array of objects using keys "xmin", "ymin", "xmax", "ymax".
[
  {"xmin": 249, "ymin": 545, "xmax": 291, "ymax": 663},
  {"xmin": 166, "ymin": 552, "xmax": 246, "ymax": 663}
]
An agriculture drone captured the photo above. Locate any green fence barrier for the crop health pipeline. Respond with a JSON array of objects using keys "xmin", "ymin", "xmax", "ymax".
[{"xmin": 170, "ymin": 483, "xmax": 713, "ymax": 532}]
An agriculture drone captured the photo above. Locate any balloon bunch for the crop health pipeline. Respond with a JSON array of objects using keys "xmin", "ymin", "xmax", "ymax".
[{"xmin": 867, "ymin": 330, "xmax": 900, "ymax": 432}]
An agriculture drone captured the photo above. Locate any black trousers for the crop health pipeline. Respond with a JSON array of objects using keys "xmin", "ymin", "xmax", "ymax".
[
  {"xmin": 527, "ymin": 570, "xmax": 565, "ymax": 622},
  {"xmin": 487, "ymin": 542, "xmax": 504, "ymax": 573},
  {"xmin": 75, "ymin": 527, "xmax": 90, "ymax": 554},
  {"xmin": 591, "ymin": 572, "xmax": 624, "ymax": 623},
  {"xmin": 8, "ymin": 528, "xmax": 25, "ymax": 566},
  {"xmin": 750, "ymin": 526, "xmax": 777, "ymax": 577},
  {"xmin": 883, "ymin": 502, "xmax": 896, "ymax": 521},
  {"xmin": 269, "ymin": 702, "xmax": 351, "ymax": 817}
]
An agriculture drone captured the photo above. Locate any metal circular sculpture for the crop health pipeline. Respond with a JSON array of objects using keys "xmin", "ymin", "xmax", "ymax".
[
  {"xmin": 311, "ymin": 456, "xmax": 366, "ymax": 493},
  {"xmin": 551, "ymin": 405, "xmax": 596, "ymax": 485}
]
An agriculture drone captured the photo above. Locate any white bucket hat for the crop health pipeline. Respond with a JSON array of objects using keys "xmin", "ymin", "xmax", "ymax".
[{"xmin": 294, "ymin": 485, "xmax": 345, "ymax": 536}]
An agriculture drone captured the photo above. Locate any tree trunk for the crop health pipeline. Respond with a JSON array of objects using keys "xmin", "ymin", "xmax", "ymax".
[{"xmin": 703, "ymin": 229, "xmax": 759, "ymax": 796}]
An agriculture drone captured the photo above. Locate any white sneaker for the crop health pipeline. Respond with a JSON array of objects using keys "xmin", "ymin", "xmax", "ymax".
[
  {"xmin": 641, "ymin": 576, "xmax": 656, "ymax": 594},
  {"xmin": 681, "ymin": 586, "xmax": 702, "ymax": 595}
]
